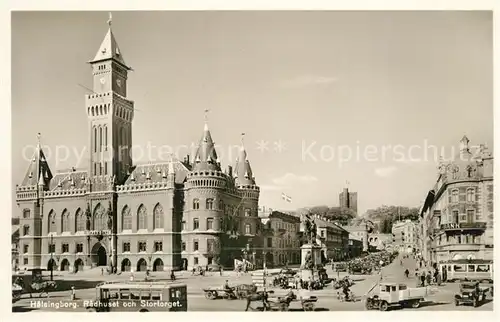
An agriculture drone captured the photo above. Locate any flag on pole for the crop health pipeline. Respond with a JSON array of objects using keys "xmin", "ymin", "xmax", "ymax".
[{"xmin": 281, "ymin": 192, "xmax": 292, "ymax": 203}]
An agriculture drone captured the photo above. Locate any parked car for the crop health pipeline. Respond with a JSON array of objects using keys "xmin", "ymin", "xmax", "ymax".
[{"xmin": 454, "ymin": 282, "xmax": 489, "ymax": 307}]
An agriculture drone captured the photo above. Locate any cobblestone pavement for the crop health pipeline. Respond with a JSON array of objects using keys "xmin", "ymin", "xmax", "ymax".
[{"xmin": 12, "ymin": 256, "xmax": 493, "ymax": 312}]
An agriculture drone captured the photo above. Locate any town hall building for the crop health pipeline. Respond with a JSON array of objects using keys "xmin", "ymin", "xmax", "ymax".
[{"xmin": 16, "ymin": 19, "xmax": 261, "ymax": 273}]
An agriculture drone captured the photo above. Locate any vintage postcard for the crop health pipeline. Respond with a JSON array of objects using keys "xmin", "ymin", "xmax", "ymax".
[{"xmin": 6, "ymin": 3, "xmax": 496, "ymax": 317}]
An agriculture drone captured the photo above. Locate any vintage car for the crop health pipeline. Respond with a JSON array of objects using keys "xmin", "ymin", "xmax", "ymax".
[
  {"xmin": 454, "ymin": 282, "xmax": 489, "ymax": 307},
  {"xmin": 365, "ymin": 283, "xmax": 431, "ymax": 311}
]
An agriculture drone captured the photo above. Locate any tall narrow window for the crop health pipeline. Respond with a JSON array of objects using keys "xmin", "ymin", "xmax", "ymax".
[
  {"xmin": 192, "ymin": 199, "xmax": 200, "ymax": 210},
  {"xmin": 153, "ymin": 203, "xmax": 164, "ymax": 229},
  {"xmin": 122, "ymin": 206, "xmax": 132, "ymax": 231},
  {"xmin": 137, "ymin": 204, "xmax": 147, "ymax": 230},
  {"xmin": 451, "ymin": 190, "xmax": 459, "ymax": 203},
  {"xmin": 61, "ymin": 209, "xmax": 70, "ymax": 232},
  {"xmin": 193, "ymin": 218, "xmax": 199, "ymax": 230},
  {"xmin": 75, "ymin": 209, "xmax": 85, "ymax": 232},
  {"xmin": 206, "ymin": 199, "xmax": 214, "ymax": 210},
  {"xmin": 48, "ymin": 210, "xmax": 57, "ymax": 233},
  {"xmin": 94, "ymin": 127, "xmax": 97, "ymax": 152},
  {"xmin": 245, "ymin": 224, "xmax": 251, "ymax": 235},
  {"xmin": 104, "ymin": 126, "xmax": 108, "ymax": 151},
  {"xmin": 466, "ymin": 189, "xmax": 475, "ymax": 202},
  {"xmin": 99, "ymin": 126, "xmax": 103, "ymax": 152}
]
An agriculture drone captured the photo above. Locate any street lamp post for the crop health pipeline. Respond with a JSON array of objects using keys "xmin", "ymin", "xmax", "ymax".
[{"xmin": 50, "ymin": 233, "xmax": 54, "ymax": 281}]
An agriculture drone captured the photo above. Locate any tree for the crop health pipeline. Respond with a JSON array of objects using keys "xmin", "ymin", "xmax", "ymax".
[{"xmin": 365, "ymin": 205, "xmax": 420, "ymax": 233}]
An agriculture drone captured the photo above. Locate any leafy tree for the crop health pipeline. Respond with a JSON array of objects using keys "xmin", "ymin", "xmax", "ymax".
[{"xmin": 365, "ymin": 205, "xmax": 420, "ymax": 233}]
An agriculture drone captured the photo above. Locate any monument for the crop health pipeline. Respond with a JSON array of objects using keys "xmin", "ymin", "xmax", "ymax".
[{"xmin": 300, "ymin": 213, "xmax": 322, "ymax": 282}]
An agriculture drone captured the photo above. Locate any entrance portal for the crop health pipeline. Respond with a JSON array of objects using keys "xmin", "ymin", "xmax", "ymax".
[{"xmin": 91, "ymin": 243, "xmax": 107, "ymax": 266}]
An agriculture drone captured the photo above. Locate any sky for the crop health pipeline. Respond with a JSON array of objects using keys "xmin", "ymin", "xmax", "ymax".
[{"xmin": 11, "ymin": 11, "xmax": 493, "ymax": 216}]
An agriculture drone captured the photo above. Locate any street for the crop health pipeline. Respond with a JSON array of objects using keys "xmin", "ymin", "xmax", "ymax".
[{"xmin": 12, "ymin": 255, "xmax": 493, "ymax": 312}]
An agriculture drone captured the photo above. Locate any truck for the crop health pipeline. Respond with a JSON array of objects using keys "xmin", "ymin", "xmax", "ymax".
[{"xmin": 365, "ymin": 282, "xmax": 432, "ymax": 311}]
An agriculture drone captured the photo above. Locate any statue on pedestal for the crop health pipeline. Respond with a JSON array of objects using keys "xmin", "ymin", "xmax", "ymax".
[
  {"xmin": 85, "ymin": 203, "xmax": 92, "ymax": 230},
  {"xmin": 303, "ymin": 213, "xmax": 317, "ymax": 245}
]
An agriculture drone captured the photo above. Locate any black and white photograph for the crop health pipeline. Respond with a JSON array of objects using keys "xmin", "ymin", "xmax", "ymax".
[{"xmin": 7, "ymin": 6, "xmax": 496, "ymax": 314}]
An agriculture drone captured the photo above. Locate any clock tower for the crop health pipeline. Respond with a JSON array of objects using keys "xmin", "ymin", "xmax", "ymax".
[{"xmin": 86, "ymin": 16, "xmax": 134, "ymax": 187}]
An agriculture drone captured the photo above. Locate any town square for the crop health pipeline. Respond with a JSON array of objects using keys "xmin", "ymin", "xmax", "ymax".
[{"xmin": 10, "ymin": 11, "xmax": 494, "ymax": 312}]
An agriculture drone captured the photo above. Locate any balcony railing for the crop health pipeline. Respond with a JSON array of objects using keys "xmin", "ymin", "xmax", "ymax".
[{"xmin": 439, "ymin": 222, "xmax": 487, "ymax": 231}]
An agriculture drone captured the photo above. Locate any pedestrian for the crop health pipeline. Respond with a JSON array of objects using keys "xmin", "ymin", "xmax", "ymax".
[
  {"xmin": 219, "ymin": 266, "xmax": 223, "ymax": 276},
  {"xmin": 192, "ymin": 267, "xmax": 196, "ymax": 275},
  {"xmin": 420, "ymin": 271, "xmax": 426, "ymax": 287},
  {"xmin": 426, "ymin": 272, "xmax": 432, "ymax": 285}
]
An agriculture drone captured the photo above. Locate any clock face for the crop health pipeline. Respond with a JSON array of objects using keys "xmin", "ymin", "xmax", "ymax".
[
  {"xmin": 116, "ymin": 79, "xmax": 122, "ymax": 87},
  {"xmin": 100, "ymin": 78, "xmax": 106, "ymax": 85}
]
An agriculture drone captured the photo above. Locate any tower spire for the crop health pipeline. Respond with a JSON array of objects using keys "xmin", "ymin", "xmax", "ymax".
[
  {"xmin": 204, "ymin": 109, "xmax": 210, "ymax": 131},
  {"xmin": 107, "ymin": 12, "xmax": 113, "ymax": 28}
]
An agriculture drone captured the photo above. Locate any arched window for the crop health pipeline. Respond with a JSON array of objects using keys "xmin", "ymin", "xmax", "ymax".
[
  {"xmin": 466, "ymin": 188, "xmax": 475, "ymax": 202},
  {"xmin": 93, "ymin": 204, "xmax": 105, "ymax": 231},
  {"xmin": 206, "ymin": 198, "xmax": 214, "ymax": 210},
  {"xmin": 75, "ymin": 208, "xmax": 85, "ymax": 232},
  {"xmin": 244, "ymin": 208, "xmax": 251, "ymax": 217},
  {"xmin": 153, "ymin": 203, "xmax": 164, "ymax": 229},
  {"xmin": 137, "ymin": 205, "xmax": 147, "ymax": 230},
  {"xmin": 23, "ymin": 209, "xmax": 30, "ymax": 218},
  {"xmin": 61, "ymin": 209, "xmax": 70, "ymax": 232},
  {"xmin": 451, "ymin": 190, "xmax": 459, "ymax": 203},
  {"xmin": 122, "ymin": 206, "xmax": 132, "ymax": 231},
  {"xmin": 48, "ymin": 210, "xmax": 57, "ymax": 233},
  {"xmin": 192, "ymin": 199, "xmax": 200, "ymax": 210}
]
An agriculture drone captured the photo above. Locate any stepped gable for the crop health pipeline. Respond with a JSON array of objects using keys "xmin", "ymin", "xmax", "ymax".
[
  {"xmin": 48, "ymin": 169, "xmax": 88, "ymax": 190},
  {"xmin": 124, "ymin": 159, "xmax": 189, "ymax": 185}
]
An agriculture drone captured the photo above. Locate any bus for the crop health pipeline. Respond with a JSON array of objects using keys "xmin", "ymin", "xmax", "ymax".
[
  {"xmin": 85, "ymin": 281, "xmax": 187, "ymax": 312},
  {"xmin": 439, "ymin": 259, "xmax": 493, "ymax": 283}
]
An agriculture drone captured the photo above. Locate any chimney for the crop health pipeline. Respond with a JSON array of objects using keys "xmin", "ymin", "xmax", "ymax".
[
  {"xmin": 186, "ymin": 155, "xmax": 190, "ymax": 165},
  {"xmin": 228, "ymin": 165, "xmax": 233, "ymax": 177}
]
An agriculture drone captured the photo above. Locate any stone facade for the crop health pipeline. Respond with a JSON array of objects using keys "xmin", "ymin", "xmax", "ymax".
[
  {"xmin": 391, "ymin": 220, "xmax": 418, "ymax": 254},
  {"xmin": 15, "ymin": 21, "xmax": 260, "ymax": 273},
  {"xmin": 259, "ymin": 210, "xmax": 301, "ymax": 268},
  {"xmin": 420, "ymin": 136, "xmax": 494, "ymax": 265},
  {"xmin": 306, "ymin": 215, "xmax": 349, "ymax": 261}
]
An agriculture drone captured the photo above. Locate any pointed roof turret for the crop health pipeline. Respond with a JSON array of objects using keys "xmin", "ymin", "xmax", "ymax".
[
  {"xmin": 89, "ymin": 12, "xmax": 130, "ymax": 70},
  {"xmin": 234, "ymin": 133, "xmax": 256, "ymax": 186},
  {"xmin": 193, "ymin": 109, "xmax": 220, "ymax": 171},
  {"xmin": 20, "ymin": 133, "xmax": 53, "ymax": 187}
]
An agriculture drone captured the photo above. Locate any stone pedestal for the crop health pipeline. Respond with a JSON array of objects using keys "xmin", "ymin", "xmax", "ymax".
[{"xmin": 300, "ymin": 243, "xmax": 322, "ymax": 282}]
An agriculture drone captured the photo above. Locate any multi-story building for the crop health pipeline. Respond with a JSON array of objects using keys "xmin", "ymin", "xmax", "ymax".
[
  {"xmin": 15, "ymin": 18, "xmax": 260, "ymax": 273},
  {"xmin": 343, "ymin": 221, "xmax": 370, "ymax": 252},
  {"xmin": 259, "ymin": 209, "xmax": 301, "ymax": 268},
  {"xmin": 308, "ymin": 215, "xmax": 349, "ymax": 262},
  {"xmin": 339, "ymin": 188, "xmax": 358, "ymax": 214},
  {"xmin": 420, "ymin": 136, "xmax": 494, "ymax": 265},
  {"xmin": 391, "ymin": 220, "xmax": 418, "ymax": 254}
]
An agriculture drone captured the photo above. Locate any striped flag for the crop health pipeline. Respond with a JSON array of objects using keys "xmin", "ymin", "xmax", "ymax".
[{"xmin": 281, "ymin": 192, "xmax": 292, "ymax": 203}]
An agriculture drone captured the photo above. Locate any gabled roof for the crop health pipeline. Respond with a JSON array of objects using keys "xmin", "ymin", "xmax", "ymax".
[
  {"xmin": 19, "ymin": 138, "xmax": 53, "ymax": 187},
  {"xmin": 49, "ymin": 170, "xmax": 88, "ymax": 191},
  {"xmin": 90, "ymin": 27, "xmax": 130, "ymax": 69},
  {"xmin": 124, "ymin": 159, "xmax": 189, "ymax": 185}
]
